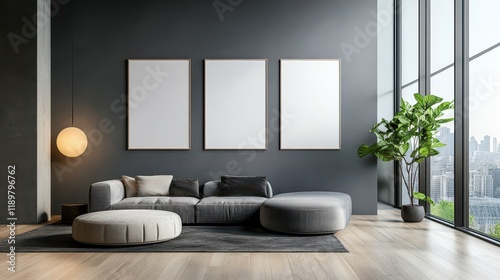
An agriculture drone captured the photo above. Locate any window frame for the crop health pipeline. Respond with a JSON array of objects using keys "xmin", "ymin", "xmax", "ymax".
[{"xmin": 394, "ymin": 0, "xmax": 500, "ymax": 245}]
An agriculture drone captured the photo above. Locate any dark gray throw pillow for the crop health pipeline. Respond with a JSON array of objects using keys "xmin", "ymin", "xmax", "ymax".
[
  {"xmin": 220, "ymin": 176, "xmax": 267, "ymax": 197},
  {"xmin": 170, "ymin": 178, "xmax": 200, "ymax": 198}
]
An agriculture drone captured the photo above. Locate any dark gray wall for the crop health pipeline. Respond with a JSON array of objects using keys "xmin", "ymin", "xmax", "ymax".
[
  {"xmin": 51, "ymin": 0, "xmax": 378, "ymax": 214},
  {"xmin": 1, "ymin": 0, "xmax": 40, "ymax": 223}
]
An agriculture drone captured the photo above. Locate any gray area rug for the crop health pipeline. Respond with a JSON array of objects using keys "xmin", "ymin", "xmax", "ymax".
[{"xmin": 1, "ymin": 224, "xmax": 348, "ymax": 252}]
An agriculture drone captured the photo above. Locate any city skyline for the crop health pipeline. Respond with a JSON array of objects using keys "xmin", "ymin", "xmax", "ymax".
[
  {"xmin": 469, "ymin": 134, "xmax": 500, "ymax": 153},
  {"xmin": 431, "ymin": 126, "xmax": 500, "ymax": 235},
  {"xmin": 437, "ymin": 126, "xmax": 500, "ymax": 153}
]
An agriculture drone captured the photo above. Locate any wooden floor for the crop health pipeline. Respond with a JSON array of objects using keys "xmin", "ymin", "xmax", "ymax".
[{"xmin": 2, "ymin": 206, "xmax": 500, "ymax": 280}]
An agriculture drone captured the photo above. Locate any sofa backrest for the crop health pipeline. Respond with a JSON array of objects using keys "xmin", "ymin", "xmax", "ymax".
[{"xmin": 202, "ymin": 180, "xmax": 273, "ymax": 198}]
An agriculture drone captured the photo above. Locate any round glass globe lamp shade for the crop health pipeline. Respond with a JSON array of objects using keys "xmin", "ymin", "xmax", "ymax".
[{"xmin": 56, "ymin": 127, "xmax": 88, "ymax": 157}]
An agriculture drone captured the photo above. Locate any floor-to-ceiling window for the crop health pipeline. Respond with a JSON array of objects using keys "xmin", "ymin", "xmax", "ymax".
[
  {"xmin": 395, "ymin": 0, "xmax": 500, "ymax": 243},
  {"xmin": 401, "ymin": 0, "xmax": 419, "ymax": 205},
  {"xmin": 468, "ymin": 0, "xmax": 500, "ymax": 239},
  {"xmin": 429, "ymin": 0, "xmax": 455, "ymax": 222}
]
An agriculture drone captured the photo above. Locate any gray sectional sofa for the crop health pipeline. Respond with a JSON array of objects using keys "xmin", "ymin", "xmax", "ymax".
[{"xmin": 89, "ymin": 179, "xmax": 273, "ymax": 224}]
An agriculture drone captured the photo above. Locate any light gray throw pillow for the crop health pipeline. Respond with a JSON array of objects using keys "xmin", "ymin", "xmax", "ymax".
[
  {"xmin": 122, "ymin": 175, "xmax": 138, "ymax": 197},
  {"xmin": 136, "ymin": 175, "xmax": 173, "ymax": 196}
]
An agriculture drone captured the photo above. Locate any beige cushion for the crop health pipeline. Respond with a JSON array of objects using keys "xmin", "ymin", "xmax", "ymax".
[
  {"xmin": 122, "ymin": 175, "xmax": 138, "ymax": 197},
  {"xmin": 72, "ymin": 210, "xmax": 182, "ymax": 245},
  {"xmin": 136, "ymin": 175, "xmax": 173, "ymax": 196}
]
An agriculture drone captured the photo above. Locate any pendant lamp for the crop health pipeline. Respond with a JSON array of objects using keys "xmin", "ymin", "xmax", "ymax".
[{"xmin": 56, "ymin": 0, "xmax": 87, "ymax": 157}]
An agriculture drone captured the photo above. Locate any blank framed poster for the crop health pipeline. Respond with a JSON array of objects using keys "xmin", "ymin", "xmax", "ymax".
[
  {"xmin": 204, "ymin": 59, "xmax": 268, "ymax": 150},
  {"xmin": 280, "ymin": 59, "xmax": 341, "ymax": 150},
  {"xmin": 128, "ymin": 59, "xmax": 191, "ymax": 150}
]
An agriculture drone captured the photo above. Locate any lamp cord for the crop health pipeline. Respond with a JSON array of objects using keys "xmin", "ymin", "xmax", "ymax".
[{"xmin": 71, "ymin": 0, "xmax": 74, "ymax": 127}]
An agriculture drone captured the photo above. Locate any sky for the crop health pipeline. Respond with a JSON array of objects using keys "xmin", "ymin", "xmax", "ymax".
[{"xmin": 401, "ymin": 0, "xmax": 500, "ymax": 142}]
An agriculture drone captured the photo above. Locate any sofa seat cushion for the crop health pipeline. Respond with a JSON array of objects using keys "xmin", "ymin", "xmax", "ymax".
[
  {"xmin": 196, "ymin": 196, "xmax": 268, "ymax": 223},
  {"xmin": 108, "ymin": 197, "xmax": 199, "ymax": 224},
  {"xmin": 109, "ymin": 196, "xmax": 199, "ymax": 206}
]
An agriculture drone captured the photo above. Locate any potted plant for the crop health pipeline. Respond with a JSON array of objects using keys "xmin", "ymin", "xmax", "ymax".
[{"xmin": 358, "ymin": 93, "xmax": 454, "ymax": 222}]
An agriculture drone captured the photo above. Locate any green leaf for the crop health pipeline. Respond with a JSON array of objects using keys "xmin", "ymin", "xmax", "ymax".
[
  {"xmin": 415, "ymin": 157, "xmax": 425, "ymax": 163},
  {"xmin": 429, "ymin": 149, "xmax": 440, "ymax": 156},
  {"xmin": 414, "ymin": 192, "xmax": 435, "ymax": 206},
  {"xmin": 419, "ymin": 147, "xmax": 430, "ymax": 157},
  {"xmin": 413, "ymin": 192, "xmax": 426, "ymax": 200},
  {"xmin": 357, "ymin": 145, "xmax": 372, "ymax": 158},
  {"xmin": 401, "ymin": 143, "xmax": 410, "ymax": 155},
  {"xmin": 438, "ymin": 101, "xmax": 454, "ymax": 111},
  {"xmin": 422, "ymin": 94, "xmax": 443, "ymax": 107},
  {"xmin": 437, "ymin": 118, "xmax": 454, "ymax": 124},
  {"xmin": 394, "ymin": 115, "xmax": 410, "ymax": 124},
  {"xmin": 431, "ymin": 143, "xmax": 446, "ymax": 149},
  {"xmin": 413, "ymin": 93, "xmax": 424, "ymax": 104}
]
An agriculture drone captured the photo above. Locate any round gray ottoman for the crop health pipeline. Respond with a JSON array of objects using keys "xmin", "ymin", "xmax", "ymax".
[
  {"xmin": 72, "ymin": 210, "xmax": 182, "ymax": 245},
  {"xmin": 260, "ymin": 192, "xmax": 351, "ymax": 234}
]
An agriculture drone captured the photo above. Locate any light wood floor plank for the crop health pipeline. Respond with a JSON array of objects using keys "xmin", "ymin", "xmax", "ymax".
[
  {"xmin": 287, "ymin": 253, "xmax": 315, "ymax": 280},
  {"xmin": 203, "ymin": 266, "xmax": 229, "ymax": 280},
  {"xmin": 155, "ymin": 253, "xmax": 192, "ymax": 280},
  {"xmin": 226, "ymin": 253, "xmax": 251, "ymax": 280},
  {"xmin": 179, "ymin": 266, "xmax": 208, "ymax": 280},
  {"xmin": 2, "ymin": 207, "xmax": 500, "ymax": 280},
  {"xmin": 307, "ymin": 253, "xmax": 340, "ymax": 280},
  {"xmin": 269, "ymin": 253, "xmax": 294, "ymax": 280},
  {"xmin": 180, "ymin": 253, "xmax": 212, "ymax": 280},
  {"xmin": 249, "ymin": 253, "xmax": 272, "ymax": 280},
  {"xmin": 208, "ymin": 252, "xmax": 230, "ymax": 266}
]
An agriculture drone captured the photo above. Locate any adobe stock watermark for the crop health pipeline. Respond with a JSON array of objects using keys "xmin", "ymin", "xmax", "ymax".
[
  {"xmin": 6, "ymin": 165, "xmax": 17, "ymax": 273},
  {"xmin": 469, "ymin": 74, "xmax": 500, "ymax": 112},
  {"xmin": 208, "ymin": 107, "xmax": 295, "ymax": 180},
  {"xmin": 212, "ymin": 0, "xmax": 244, "ymax": 22},
  {"xmin": 7, "ymin": 0, "xmax": 71, "ymax": 54},
  {"xmin": 448, "ymin": 73, "xmax": 500, "ymax": 135},
  {"xmin": 52, "ymin": 64, "xmax": 170, "ymax": 182},
  {"xmin": 339, "ymin": 1, "xmax": 394, "ymax": 63}
]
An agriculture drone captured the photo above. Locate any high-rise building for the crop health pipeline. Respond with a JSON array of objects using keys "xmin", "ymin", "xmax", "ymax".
[
  {"xmin": 493, "ymin": 137, "xmax": 498, "ymax": 153},
  {"xmin": 490, "ymin": 168, "xmax": 500, "ymax": 198},
  {"xmin": 484, "ymin": 135, "xmax": 491, "ymax": 152},
  {"xmin": 470, "ymin": 136, "xmax": 478, "ymax": 153},
  {"xmin": 437, "ymin": 127, "xmax": 454, "ymax": 156},
  {"xmin": 478, "ymin": 136, "xmax": 491, "ymax": 152},
  {"xmin": 431, "ymin": 171, "xmax": 455, "ymax": 202},
  {"xmin": 430, "ymin": 175, "xmax": 443, "ymax": 203},
  {"xmin": 469, "ymin": 168, "xmax": 493, "ymax": 197},
  {"xmin": 479, "ymin": 140, "xmax": 485, "ymax": 152}
]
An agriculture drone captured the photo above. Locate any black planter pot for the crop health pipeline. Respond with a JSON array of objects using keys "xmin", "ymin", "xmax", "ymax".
[{"xmin": 401, "ymin": 205, "xmax": 425, "ymax": 222}]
